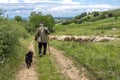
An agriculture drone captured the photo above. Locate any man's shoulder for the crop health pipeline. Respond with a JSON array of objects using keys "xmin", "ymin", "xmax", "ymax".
[
  {"xmin": 37, "ymin": 27, "xmax": 41, "ymax": 31},
  {"xmin": 38, "ymin": 27, "xmax": 41, "ymax": 29},
  {"xmin": 44, "ymin": 27, "xmax": 48, "ymax": 30}
]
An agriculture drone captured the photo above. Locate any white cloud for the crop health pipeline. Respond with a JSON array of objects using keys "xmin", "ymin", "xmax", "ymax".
[
  {"xmin": 31, "ymin": 3, "xmax": 117, "ymax": 17},
  {"xmin": 0, "ymin": 0, "xmax": 19, "ymax": 3},
  {"xmin": 88, "ymin": 4, "xmax": 112, "ymax": 8},
  {"xmin": 9, "ymin": 0, "xmax": 19, "ymax": 3},
  {"xmin": 0, "ymin": 0, "xmax": 80, "ymax": 4},
  {"xmin": 0, "ymin": 0, "xmax": 120, "ymax": 18},
  {"xmin": 0, "ymin": 0, "xmax": 51, "ymax": 3},
  {"xmin": 47, "ymin": 4, "xmax": 113, "ymax": 12},
  {"xmin": 62, "ymin": 0, "xmax": 71, "ymax": 3},
  {"xmin": 59, "ymin": 0, "xmax": 80, "ymax": 4},
  {"xmin": 24, "ymin": 0, "xmax": 42, "ymax": 3},
  {"xmin": 0, "ymin": 0, "xmax": 8, "ymax": 3},
  {"xmin": 16, "ymin": 10, "xmax": 20, "ymax": 13}
]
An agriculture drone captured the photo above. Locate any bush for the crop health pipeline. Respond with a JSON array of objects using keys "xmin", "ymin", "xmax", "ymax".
[
  {"xmin": 62, "ymin": 20, "xmax": 71, "ymax": 25},
  {"xmin": 14, "ymin": 15, "xmax": 23, "ymax": 22},
  {"xmin": 0, "ymin": 25, "xmax": 20, "ymax": 55},
  {"xmin": 107, "ymin": 13, "xmax": 113, "ymax": 17},
  {"xmin": 0, "ymin": 40, "xmax": 4, "ymax": 55},
  {"xmin": 0, "ymin": 20, "xmax": 29, "ymax": 55},
  {"xmin": 0, "ymin": 19, "xmax": 30, "ymax": 80},
  {"xmin": 93, "ymin": 11, "xmax": 99, "ymax": 17}
]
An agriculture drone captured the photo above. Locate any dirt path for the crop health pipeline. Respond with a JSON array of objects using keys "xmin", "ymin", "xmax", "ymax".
[
  {"xmin": 49, "ymin": 46, "xmax": 88, "ymax": 80},
  {"xmin": 16, "ymin": 41, "xmax": 38, "ymax": 80},
  {"xmin": 16, "ymin": 41, "xmax": 88, "ymax": 80}
]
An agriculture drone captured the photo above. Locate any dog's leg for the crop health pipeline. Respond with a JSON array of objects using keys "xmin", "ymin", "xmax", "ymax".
[{"xmin": 27, "ymin": 63, "xmax": 29, "ymax": 68}]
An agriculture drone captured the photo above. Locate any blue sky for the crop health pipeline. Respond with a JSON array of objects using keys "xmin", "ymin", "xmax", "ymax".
[{"xmin": 0, "ymin": 0, "xmax": 120, "ymax": 18}]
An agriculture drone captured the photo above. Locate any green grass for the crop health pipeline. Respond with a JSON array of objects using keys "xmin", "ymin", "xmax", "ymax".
[
  {"xmin": 0, "ymin": 38, "xmax": 32, "ymax": 80},
  {"xmin": 50, "ymin": 40, "xmax": 120, "ymax": 80},
  {"xmin": 50, "ymin": 17, "xmax": 120, "ymax": 80},
  {"xmin": 36, "ymin": 54, "xmax": 67, "ymax": 80},
  {"xmin": 53, "ymin": 17, "xmax": 120, "ymax": 36},
  {"xmin": 35, "ymin": 42, "xmax": 67, "ymax": 80}
]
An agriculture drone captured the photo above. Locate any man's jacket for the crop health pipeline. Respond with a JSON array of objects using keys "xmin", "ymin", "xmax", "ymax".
[{"xmin": 35, "ymin": 26, "xmax": 49, "ymax": 43}]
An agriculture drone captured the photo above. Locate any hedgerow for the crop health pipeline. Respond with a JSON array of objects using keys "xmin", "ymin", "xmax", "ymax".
[
  {"xmin": 0, "ymin": 20, "xmax": 29, "ymax": 55},
  {"xmin": 0, "ymin": 19, "xmax": 30, "ymax": 80}
]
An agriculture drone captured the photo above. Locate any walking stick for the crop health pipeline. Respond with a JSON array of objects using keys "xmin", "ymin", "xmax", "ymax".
[
  {"xmin": 48, "ymin": 38, "xmax": 50, "ymax": 56},
  {"xmin": 34, "ymin": 40, "xmax": 37, "ymax": 53}
]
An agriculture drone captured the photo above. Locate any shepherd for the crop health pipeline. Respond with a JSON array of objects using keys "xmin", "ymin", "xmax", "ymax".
[{"xmin": 35, "ymin": 23, "xmax": 50, "ymax": 57}]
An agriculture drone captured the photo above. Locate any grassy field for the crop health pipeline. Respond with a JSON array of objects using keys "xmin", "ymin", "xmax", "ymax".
[
  {"xmin": 50, "ymin": 40, "xmax": 120, "ymax": 80},
  {"xmin": 0, "ymin": 38, "xmax": 32, "ymax": 80},
  {"xmin": 53, "ymin": 17, "xmax": 120, "ymax": 36},
  {"xmin": 49, "ymin": 17, "xmax": 120, "ymax": 80}
]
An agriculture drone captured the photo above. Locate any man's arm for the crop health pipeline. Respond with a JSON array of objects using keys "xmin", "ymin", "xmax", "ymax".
[
  {"xmin": 35, "ymin": 29, "xmax": 39, "ymax": 41},
  {"xmin": 45, "ymin": 27, "xmax": 50, "ymax": 35}
]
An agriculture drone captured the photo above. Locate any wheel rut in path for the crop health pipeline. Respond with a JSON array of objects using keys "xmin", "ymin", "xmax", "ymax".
[
  {"xmin": 49, "ymin": 46, "xmax": 88, "ymax": 80},
  {"xmin": 16, "ymin": 41, "xmax": 38, "ymax": 80}
]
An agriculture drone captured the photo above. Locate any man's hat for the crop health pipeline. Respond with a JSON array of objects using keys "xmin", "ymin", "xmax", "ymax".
[{"xmin": 39, "ymin": 23, "xmax": 44, "ymax": 26}]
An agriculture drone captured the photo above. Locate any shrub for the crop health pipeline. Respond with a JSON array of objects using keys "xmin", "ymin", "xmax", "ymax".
[
  {"xmin": 14, "ymin": 15, "xmax": 23, "ymax": 22},
  {"xmin": 93, "ymin": 11, "xmax": 99, "ymax": 17},
  {"xmin": 0, "ymin": 20, "xmax": 29, "ymax": 55},
  {"xmin": 0, "ymin": 25, "xmax": 20, "ymax": 55}
]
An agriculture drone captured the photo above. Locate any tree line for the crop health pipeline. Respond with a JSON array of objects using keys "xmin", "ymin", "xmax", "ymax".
[
  {"xmin": 14, "ymin": 12, "xmax": 55, "ymax": 33},
  {"xmin": 61, "ymin": 9, "xmax": 120, "ymax": 25}
]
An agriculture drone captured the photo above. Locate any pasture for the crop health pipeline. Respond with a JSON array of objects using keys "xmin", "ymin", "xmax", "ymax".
[
  {"xmin": 50, "ymin": 17, "xmax": 120, "ymax": 80},
  {"xmin": 53, "ymin": 17, "xmax": 120, "ymax": 36}
]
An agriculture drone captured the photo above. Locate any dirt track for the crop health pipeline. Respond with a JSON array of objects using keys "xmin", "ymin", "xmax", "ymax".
[
  {"xmin": 49, "ymin": 46, "xmax": 88, "ymax": 80},
  {"xmin": 16, "ymin": 41, "xmax": 88, "ymax": 80},
  {"xmin": 16, "ymin": 41, "xmax": 38, "ymax": 80}
]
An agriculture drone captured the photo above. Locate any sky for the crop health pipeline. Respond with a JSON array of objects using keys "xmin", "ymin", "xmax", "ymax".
[{"xmin": 0, "ymin": 0, "xmax": 120, "ymax": 18}]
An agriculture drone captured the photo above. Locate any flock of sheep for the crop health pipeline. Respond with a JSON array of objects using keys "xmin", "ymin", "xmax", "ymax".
[{"xmin": 48, "ymin": 35, "xmax": 120, "ymax": 43}]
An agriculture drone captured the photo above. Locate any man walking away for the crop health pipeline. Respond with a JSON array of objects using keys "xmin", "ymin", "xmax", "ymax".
[{"xmin": 35, "ymin": 23, "xmax": 50, "ymax": 57}]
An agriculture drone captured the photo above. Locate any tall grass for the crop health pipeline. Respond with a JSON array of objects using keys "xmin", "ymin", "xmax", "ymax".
[
  {"xmin": 50, "ymin": 16, "xmax": 120, "ymax": 80},
  {"xmin": 53, "ymin": 17, "xmax": 120, "ymax": 36},
  {"xmin": 50, "ymin": 40, "xmax": 120, "ymax": 80}
]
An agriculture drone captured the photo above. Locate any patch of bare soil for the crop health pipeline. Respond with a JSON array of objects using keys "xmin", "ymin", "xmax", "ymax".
[
  {"xmin": 16, "ymin": 41, "xmax": 38, "ymax": 80},
  {"xmin": 49, "ymin": 46, "xmax": 88, "ymax": 80}
]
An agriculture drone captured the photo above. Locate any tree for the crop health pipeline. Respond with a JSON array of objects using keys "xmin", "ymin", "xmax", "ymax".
[
  {"xmin": 0, "ymin": 8, "xmax": 4, "ymax": 16},
  {"xmin": 107, "ymin": 13, "xmax": 113, "ymax": 17},
  {"xmin": 29, "ymin": 12, "xmax": 55, "ymax": 33},
  {"xmin": 0, "ymin": 8, "xmax": 6, "ymax": 19},
  {"xmin": 93, "ymin": 11, "xmax": 99, "ymax": 17},
  {"xmin": 14, "ymin": 15, "xmax": 23, "ymax": 22},
  {"xmin": 101, "ymin": 12, "xmax": 108, "ymax": 19},
  {"xmin": 87, "ymin": 16, "xmax": 91, "ymax": 19},
  {"xmin": 75, "ymin": 12, "xmax": 87, "ymax": 19}
]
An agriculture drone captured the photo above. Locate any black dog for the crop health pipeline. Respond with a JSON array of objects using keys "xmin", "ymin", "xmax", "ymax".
[{"xmin": 25, "ymin": 50, "xmax": 33, "ymax": 68}]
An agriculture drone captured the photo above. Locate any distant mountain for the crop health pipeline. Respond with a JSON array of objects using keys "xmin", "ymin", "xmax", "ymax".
[{"xmin": 54, "ymin": 17, "xmax": 73, "ymax": 19}]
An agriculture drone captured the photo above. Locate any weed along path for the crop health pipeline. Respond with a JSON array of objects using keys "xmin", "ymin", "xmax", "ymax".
[
  {"xmin": 16, "ymin": 41, "xmax": 38, "ymax": 80},
  {"xmin": 49, "ymin": 46, "xmax": 88, "ymax": 80}
]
